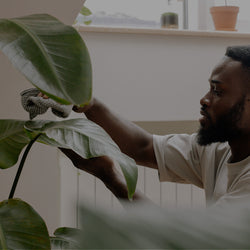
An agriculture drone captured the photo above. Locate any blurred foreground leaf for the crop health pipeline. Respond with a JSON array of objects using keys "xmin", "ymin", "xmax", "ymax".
[
  {"xmin": 50, "ymin": 227, "xmax": 82, "ymax": 249},
  {"xmin": 79, "ymin": 201, "xmax": 250, "ymax": 249}
]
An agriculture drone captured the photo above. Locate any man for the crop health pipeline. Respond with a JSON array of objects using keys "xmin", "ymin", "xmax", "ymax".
[{"xmin": 61, "ymin": 45, "xmax": 250, "ymax": 207}]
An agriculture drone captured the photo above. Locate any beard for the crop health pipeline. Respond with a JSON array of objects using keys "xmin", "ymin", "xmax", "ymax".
[{"xmin": 197, "ymin": 97, "xmax": 246, "ymax": 146}]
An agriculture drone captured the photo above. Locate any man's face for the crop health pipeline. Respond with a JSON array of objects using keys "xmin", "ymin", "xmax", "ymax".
[{"xmin": 197, "ymin": 56, "xmax": 250, "ymax": 146}]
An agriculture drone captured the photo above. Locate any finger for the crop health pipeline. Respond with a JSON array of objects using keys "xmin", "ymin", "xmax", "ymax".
[
  {"xmin": 59, "ymin": 148, "xmax": 86, "ymax": 166},
  {"xmin": 59, "ymin": 147, "xmax": 106, "ymax": 167},
  {"xmin": 60, "ymin": 148, "xmax": 113, "ymax": 166},
  {"xmin": 73, "ymin": 99, "xmax": 94, "ymax": 113},
  {"xmin": 37, "ymin": 92, "xmax": 49, "ymax": 99},
  {"xmin": 72, "ymin": 105, "xmax": 87, "ymax": 113},
  {"xmin": 59, "ymin": 148, "xmax": 115, "ymax": 179}
]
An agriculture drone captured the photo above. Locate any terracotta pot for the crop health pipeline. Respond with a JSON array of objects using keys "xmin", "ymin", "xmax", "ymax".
[{"xmin": 210, "ymin": 6, "xmax": 239, "ymax": 31}]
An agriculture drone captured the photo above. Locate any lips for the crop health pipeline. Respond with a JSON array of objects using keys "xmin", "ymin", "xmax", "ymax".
[
  {"xmin": 200, "ymin": 110, "xmax": 209, "ymax": 117},
  {"xmin": 199, "ymin": 110, "xmax": 211, "ymax": 127}
]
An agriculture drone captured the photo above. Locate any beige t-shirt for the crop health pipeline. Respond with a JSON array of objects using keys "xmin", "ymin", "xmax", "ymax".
[{"xmin": 153, "ymin": 133, "xmax": 250, "ymax": 207}]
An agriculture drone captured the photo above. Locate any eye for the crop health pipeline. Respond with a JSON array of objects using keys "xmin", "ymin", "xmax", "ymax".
[
  {"xmin": 210, "ymin": 85, "xmax": 222, "ymax": 96},
  {"xmin": 213, "ymin": 89, "xmax": 221, "ymax": 96}
]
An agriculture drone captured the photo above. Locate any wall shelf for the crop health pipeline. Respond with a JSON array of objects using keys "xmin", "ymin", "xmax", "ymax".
[{"xmin": 75, "ymin": 25, "xmax": 250, "ymax": 39}]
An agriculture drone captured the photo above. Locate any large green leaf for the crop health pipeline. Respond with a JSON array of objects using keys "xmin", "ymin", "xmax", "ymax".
[
  {"xmin": 0, "ymin": 14, "xmax": 92, "ymax": 106},
  {"xmin": 50, "ymin": 227, "xmax": 82, "ymax": 250},
  {"xmin": 0, "ymin": 199, "xmax": 50, "ymax": 250},
  {"xmin": 25, "ymin": 118, "xmax": 138, "ymax": 199},
  {"xmin": 0, "ymin": 120, "xmax": 31, "ymax": 169}
]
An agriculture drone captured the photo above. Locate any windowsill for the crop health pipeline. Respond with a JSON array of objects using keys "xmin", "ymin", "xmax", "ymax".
[{"xmin": 74, "ymin": 24, "xmax": 250, "ymax": 38}]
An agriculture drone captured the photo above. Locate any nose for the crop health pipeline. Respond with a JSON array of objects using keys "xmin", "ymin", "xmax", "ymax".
[{"xmin": 200, "ymin": 92, "xmax": 211, "ymax": 108}]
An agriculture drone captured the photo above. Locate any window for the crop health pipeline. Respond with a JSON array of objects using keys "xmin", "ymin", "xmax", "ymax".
[
  {"xmin": 76, "ymin": 0, "xmax": 250, "ymax": 33},
  {"xmin": 75, "ymin": 0, "xmax": 199, "ymax": 30}
]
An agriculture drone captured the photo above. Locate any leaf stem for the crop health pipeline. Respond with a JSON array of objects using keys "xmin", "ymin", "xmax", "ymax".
[{"xmin": 8, "ymin": 133, "xmax": 41, "ymax": 200}]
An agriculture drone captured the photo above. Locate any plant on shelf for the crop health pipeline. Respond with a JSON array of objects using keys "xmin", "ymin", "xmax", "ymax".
[
  {"xmin": 161, "ymin": 0, "xmax": 179, "ymax": 29},
  {"xmin": 210, "ymin": 0, "xmax": 239, "ymax": 31},
  {"xmin": 161, "ymin": 12, "xmax": 178, "ymax": 29},
  {"xmin": 74, "ymin": 5, "xmax": 93, "ymax": 25},
  {"xmin": 0, "ymin": 13, "xmax": 137, "ymax": 249}
]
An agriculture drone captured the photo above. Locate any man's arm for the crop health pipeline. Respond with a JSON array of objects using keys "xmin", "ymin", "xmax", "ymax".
[{"xmin": 74, "ymin": 98, "xmax": 158, "ymax": 169}]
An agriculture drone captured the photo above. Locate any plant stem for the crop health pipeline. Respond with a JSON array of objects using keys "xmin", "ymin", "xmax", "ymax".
[{"xmin": 8, "ymin": 134, "xmax": 41, "ymax": 200}]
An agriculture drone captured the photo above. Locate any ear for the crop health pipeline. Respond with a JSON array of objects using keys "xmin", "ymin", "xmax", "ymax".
[
  {"xmin": 246, "ymin": 95, "xmax": 250, "ymax": 105},
  {"xmin": 247, "ymin": 92, "xmax": 250, "ymax": 102}
]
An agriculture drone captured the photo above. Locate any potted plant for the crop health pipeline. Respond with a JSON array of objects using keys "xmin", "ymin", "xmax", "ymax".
[
  {"xmin": 75, "ymin": 5, "xmax": 93, "ymax": 25},
  {"xmin": 161, "ymin": 0, "xmax": 179, "ymax": 29},
  {"xmin": 161, "ymin": 12, "xmax": 178, "ymax": 29},
  {"xmin": 0, "ymin": 13, "xmax": 138, "ymax": 249},
  {"xmin": 210, "ymin": 0, "xmax": 239, "ymax": 31}
]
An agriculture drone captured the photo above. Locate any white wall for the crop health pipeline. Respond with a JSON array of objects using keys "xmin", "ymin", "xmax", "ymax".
[
  {"xmin": 82, "ymin": 30, "xmax": 247, "ymax": 121},
  {"xmin": 60, "ymin": 28, "xmax": 250, "ymax": 227}
]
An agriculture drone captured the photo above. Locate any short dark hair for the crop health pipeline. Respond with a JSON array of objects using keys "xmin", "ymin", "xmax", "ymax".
[
  {"xmin": 226, "ymin": 45, "xmax": 250, "ymax": 68},
  {"xmin": 226, "ymin": 46, "xmax": 250, "ymax": 92}
]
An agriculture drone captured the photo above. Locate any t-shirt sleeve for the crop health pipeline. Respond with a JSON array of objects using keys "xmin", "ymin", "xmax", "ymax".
[{"xmin": 153, "ymin": 133, "xmax": 203, "ymax": 188}]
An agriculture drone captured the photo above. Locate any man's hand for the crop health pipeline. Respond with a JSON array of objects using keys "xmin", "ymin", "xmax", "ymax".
[
  {"xmin": 38, "ymin": 92, "xmax": 93, "ymax": 114},
  {"xmin": 59, "ymin": 148, "xmax": 115, "ymax": 183},
  {"xmin": 59, "ymin": 148, "xmax": 146, "ymax": 201},
  {"xmin": 37, "ymin": 92, "xmax": 49, "ymax": 99}
]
